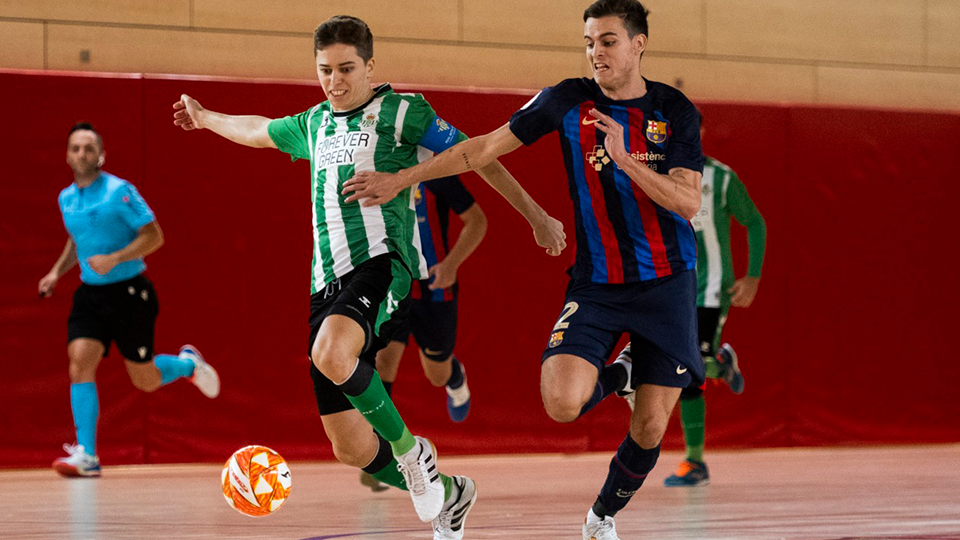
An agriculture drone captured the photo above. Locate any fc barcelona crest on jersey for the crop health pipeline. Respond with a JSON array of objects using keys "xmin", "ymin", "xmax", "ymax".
[
  {"xmin": 646, "ymin": 119, "xmax": 667, "ymax": 145},
  {"xmin": 548, "ymin": 331, "xmax": 564, "ymax": 348}
]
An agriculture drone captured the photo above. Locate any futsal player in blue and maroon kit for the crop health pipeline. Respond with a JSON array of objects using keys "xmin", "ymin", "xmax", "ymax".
[
  {"xmin": 344, "ymin": 1, "xmax": 702, "ymax": 538},
  {"xmin": 375, "ymin": 176, "xmax": 486, "ymax": 423}
]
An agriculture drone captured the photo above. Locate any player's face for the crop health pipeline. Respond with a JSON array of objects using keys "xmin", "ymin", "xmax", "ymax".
[
  {"xmin": 66, "ymin": 130, "xmax": 103, "ymax": 177},
  {"xmin": 316, "ymin": 43, "xmax": 375, "ymax": 111},
  {"xmin": 584, "ymin": 16, "xmax": 646, "ymax": 91}
]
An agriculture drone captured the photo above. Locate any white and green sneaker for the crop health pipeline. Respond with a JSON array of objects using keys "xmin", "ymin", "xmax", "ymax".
[
  {"xmin": 397, "ymin": 436, "xmax": 445, "ymax": 522},
  {"xmin": 432, "ymin": 475, "xmax": 478, "ymax": 540}
]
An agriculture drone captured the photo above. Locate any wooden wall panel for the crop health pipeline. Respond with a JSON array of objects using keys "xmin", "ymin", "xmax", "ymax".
[
  {"xmin": 642, "ymin": 0, "xmax": 703, "ymax": 54},
  {"xmin": 462, "ymin": 0, "xmax": 584, "ymax": 47},
  {"xmin": 927, "ymin": 0, "xmax": 960, "ymax": 68},
  {"xmin": 643, "ymin": 56, "xmax": 817, "ymax": 104},
  {"xmin": 817, "ymin": 66, "xmax": 960, "ymax": 110},
  {"xmin": 705, "ymin": 0, "xmax": 925, "ymax": 66},
  {"xmin": 46, "ymin": 25, "xmax": 315, "ymax": 80},
  {"xmin": 193, "ymin": 0, "xmax": 458, "ymax": 40},
  {"xmin": 0, "ymin": 21, "xmax": 44, "ymax": 70},
  {"xmin": 374, "ymin": 41, "xmax": 584, "ymax": 89},
  {"xmin": 0, "ymin": 0, "xmax": 189, "ymax": 26}
]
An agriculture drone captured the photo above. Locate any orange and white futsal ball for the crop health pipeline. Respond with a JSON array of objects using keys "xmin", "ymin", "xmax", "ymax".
[{"xmin": 221, "ymin": 445, "xmax": 292, "ymax": 517}]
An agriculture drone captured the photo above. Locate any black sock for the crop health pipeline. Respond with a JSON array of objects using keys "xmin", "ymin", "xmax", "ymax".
[
  {"xmin": 593, "ymin": 436, "xmax": 660, "ymax": 518},
  {"xmin": 579, "ymin": 362, "xmax": 627, "ymax": 417},
  {"xmin": 382, "ymin": 381, "xmax": 393, "ymax": 397},
  {"xmin": 361, "ymin": 432, "xmax": 394, "ymax": 474},
  {"xmin": 446, "ymin": 357, "xmax": 464, "ymax": 389},
  {"xmin": 337, "ymin": 360, "xmax": 374, "ymax": 396}
]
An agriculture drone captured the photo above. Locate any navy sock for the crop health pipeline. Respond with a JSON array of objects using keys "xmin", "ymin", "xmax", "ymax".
[
  {"xmin": 382, "ymin": 381, "xmax": 393, "ymax": 397},
  {"xmin": 579, "ymin": 363, "xmax": 627, "ymax": 417},
  {"xmin": 593, "ymin": 436, "xmax": 660, "ymax": 518},
  {"xmin": 446, "ymin": 357, "xmax": 464, "ymax": 389}
]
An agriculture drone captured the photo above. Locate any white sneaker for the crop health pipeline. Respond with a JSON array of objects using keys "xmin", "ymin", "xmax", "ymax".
[
  {"xmin": 52, "ymin": 443, "xmax": 101, "ymax": 478},
  {"xmin": 583, "ymin": 515, "xmax": 620, "ymax": 540},
  {"xmin": 181, "ymin": 344, "xmax": 220, "ymax": 398},
  {"xmin": 613, "ymin": 344, "xmax": 636, "ymax": 412},
  {"xmin": 432, "ymin": 475, "xmax": 478, "ymax": 540},
  {"xmin": 396, "ymin": 436, "xmax": 445, "ymax": 522}
]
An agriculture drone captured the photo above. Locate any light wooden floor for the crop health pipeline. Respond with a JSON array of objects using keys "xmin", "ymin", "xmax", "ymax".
[{"xmin": 3, "ymin": 445, "xmax": 959, "ymax": 540}]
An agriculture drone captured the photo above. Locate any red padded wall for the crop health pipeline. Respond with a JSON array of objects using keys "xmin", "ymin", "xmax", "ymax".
[{"xmin": 1, "ymin": 70, "xmax": 958, "ymax": 468}]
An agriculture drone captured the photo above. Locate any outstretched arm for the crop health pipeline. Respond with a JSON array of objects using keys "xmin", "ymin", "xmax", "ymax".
[
  {"xmin": 39, "ymin": 237, "xmax": 79, "ymax": 297},
  {"xmin": 343, "ymin": 123, "xmax": 521, "ymax": 206},
  {"xmin": 173, "ymin": 94, "xmax": 276, "ymax": 149},
  {"xmin": 343, "ymin": 124, "xmax": 566, "ymax": 255}
]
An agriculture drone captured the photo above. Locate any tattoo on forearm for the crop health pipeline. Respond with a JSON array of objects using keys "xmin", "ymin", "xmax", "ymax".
[{"xmin": 462, "ymin": 152, "xmax": 472, "ymax": 170}]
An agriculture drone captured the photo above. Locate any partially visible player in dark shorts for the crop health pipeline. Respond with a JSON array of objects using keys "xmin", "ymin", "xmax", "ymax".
[
  {"xmin": 40, "ymin": 122, "xmax": 220, "ymax": 479},
  {"xmin": 375, "ymin": 176, "xmax": 486, "ymax": 418}
]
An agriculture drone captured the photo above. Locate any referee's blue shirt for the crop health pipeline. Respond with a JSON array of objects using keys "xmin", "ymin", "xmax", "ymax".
[{"xmin": 58, "ymin": 172, "xmax": 156, "ymax": 285}]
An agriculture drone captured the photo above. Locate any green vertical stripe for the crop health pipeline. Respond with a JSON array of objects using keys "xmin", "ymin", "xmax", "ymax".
[{"xmin": 315, "ymin": 112, "xmax": 338, "ymax": 287}]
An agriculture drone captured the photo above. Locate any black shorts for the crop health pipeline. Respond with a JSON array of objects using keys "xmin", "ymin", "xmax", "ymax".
[
  {"xmin": 697, "ymin": 307, "xmax": 724, "ymax": 358},
  {"xmin": 67, "ymin": 274, "xmax": 159, "ymax": 363},
  {"xmin": 542, "ymin": 270, "xmax": 703, "ymax": 388},
  {"xmin": 308, "ymin": 253, "xmax": 411, "ymax": 416},
  {"xmin": 388, "ymin": 290, "xmax": 458, "ymax": 362}
]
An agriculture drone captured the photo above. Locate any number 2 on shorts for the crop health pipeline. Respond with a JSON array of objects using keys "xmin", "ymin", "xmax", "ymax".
[{"xmin": 552, "ymin": 301, "xmax": 579, "ymax": 331}]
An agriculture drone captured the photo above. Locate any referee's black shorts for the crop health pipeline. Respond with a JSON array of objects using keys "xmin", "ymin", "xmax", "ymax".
[{"xmin": 67, "ymin": 274, "xmax": 159, "ymax": 363}]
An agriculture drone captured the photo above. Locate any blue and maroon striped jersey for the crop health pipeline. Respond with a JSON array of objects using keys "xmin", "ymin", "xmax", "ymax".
[
  {"xmin": 509, "ymin": 77, "xmax": 703, "ymax": 284},
  {"xmin": 412, "ymin": 176, "xmax": 476, "ymax": 302}
]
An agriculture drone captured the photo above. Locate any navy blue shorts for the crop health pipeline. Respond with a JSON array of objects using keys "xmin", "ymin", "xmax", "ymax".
[
  {"xmin": 388, "ymin": 294, "xmax": 458, "ymax": 362},
  {"xmin": 541, "ymin": 270, "xmax": 703, "ymax": 388}
]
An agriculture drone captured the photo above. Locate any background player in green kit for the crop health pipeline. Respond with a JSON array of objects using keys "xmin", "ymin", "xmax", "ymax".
[
  {"xmin": 172, "ymin": 15, "xmax": 564, "ymax": 539},
  {"xmin": 663, "ymin": 109, "xmax": 767, "ymax": 487}
]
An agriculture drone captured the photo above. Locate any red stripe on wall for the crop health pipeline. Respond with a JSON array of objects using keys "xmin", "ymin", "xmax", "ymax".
[
  {"xmin": 581, "ymin": 102, "xmax": 624, "ymax": 283},
  {"xmin": 627, "ymin": 109, "xmax": 671, "ymax": 277}
]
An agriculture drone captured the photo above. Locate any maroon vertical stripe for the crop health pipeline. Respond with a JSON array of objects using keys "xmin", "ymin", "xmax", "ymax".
[
  {"xmin": 580, "ymin": 102, "xmax": 624, "ymax": 283},
  {"xmin": 627, "ymin": 109, "xmax": 672, "ymax": 277}
]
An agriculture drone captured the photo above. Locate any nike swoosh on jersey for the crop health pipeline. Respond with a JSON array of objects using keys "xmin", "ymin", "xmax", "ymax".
[
  {"xmin": 582, "ymin": 117, "xmax": 600, "ymax": 126},
  {"xmin": 676, "ymin": 366, "xmax": 688, "ymax": 374}
]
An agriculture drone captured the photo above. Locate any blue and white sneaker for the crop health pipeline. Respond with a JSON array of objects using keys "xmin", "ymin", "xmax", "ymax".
[
  {"xmin": 446, "ymin": 366, "xmax": 471, "ymax": 423},
  {"xmin": 180, "ymin": 344, "xmax": 220, "ymax": 398},
  {"xmin": 613, "ymin": 344, "xmax": 636, "ymax": 412},
  {"xmin": 717, "ymin": 343, "xmax": 744, "ymax": 395},
  {"xmin": 53, "ymin": 443, "xmax": 101, "ymax": 478}
]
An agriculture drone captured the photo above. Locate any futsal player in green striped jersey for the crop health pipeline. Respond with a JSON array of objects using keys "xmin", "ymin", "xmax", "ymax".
[
  {"xmin": 663, "ymin": 109, "xmax": 767, "ymax": 486},
  {"xmin": 173, "ymin": 15, "xmax": 564, "ymax": 539}
]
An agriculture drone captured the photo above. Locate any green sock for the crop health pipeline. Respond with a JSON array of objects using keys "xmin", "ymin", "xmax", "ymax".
[
  {"xmin": 680, "ymin": 396, "xmax": 706, "ymax": 462},
  {"xmin": 340, "ymin": 369, "xmax": 416, "ymax": 454},
  {"xmin": 704, "ymin": 356, "xmax": 722, "ymax": 379},
  {"xmin": 372, "ymin": 457, "xmax": 408, "ymax": 490},
  {"xmin": 372, "ymin": 458, "xmax": 453, "ymax": 499}
]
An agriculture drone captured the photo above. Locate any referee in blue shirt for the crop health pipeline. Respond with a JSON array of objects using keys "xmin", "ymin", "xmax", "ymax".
[{"xmin": 38, "ymin": 123, "xmax": 221, "ymax": 477}]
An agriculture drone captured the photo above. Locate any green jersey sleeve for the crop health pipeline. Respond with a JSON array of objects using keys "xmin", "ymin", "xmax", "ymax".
[
  {"xmin": 268, "ymin": 110, "xmax": 313, "ymax": 162},
  {"xmin": 726, "ymin": 174, "xmax": 767, "ymax": 278},
  {"xmin": 399, "ymin": 95, "xmax": 439, "ymax": 147}
]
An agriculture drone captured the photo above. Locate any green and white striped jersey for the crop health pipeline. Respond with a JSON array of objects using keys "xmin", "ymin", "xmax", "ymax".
[
  {"xmin": 268, "ymin": 84, "xmax": 448, "ymax": 294},
  {"xmin": 691, "ymin": 157, "xmax": 767, "ymax": 308}
]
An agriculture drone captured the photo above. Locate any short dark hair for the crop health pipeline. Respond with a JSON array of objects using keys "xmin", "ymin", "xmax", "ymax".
[
  {"xmin": 583, "ymin": 0, "xmax": 649, "ymax": 38},
  {"xmin": 314, "ymin": 16, "xmax": 374, "ymax": 62},
  {"xmin": 69, "ymin": 122, "xmax": 103, "ymax": 148}
]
